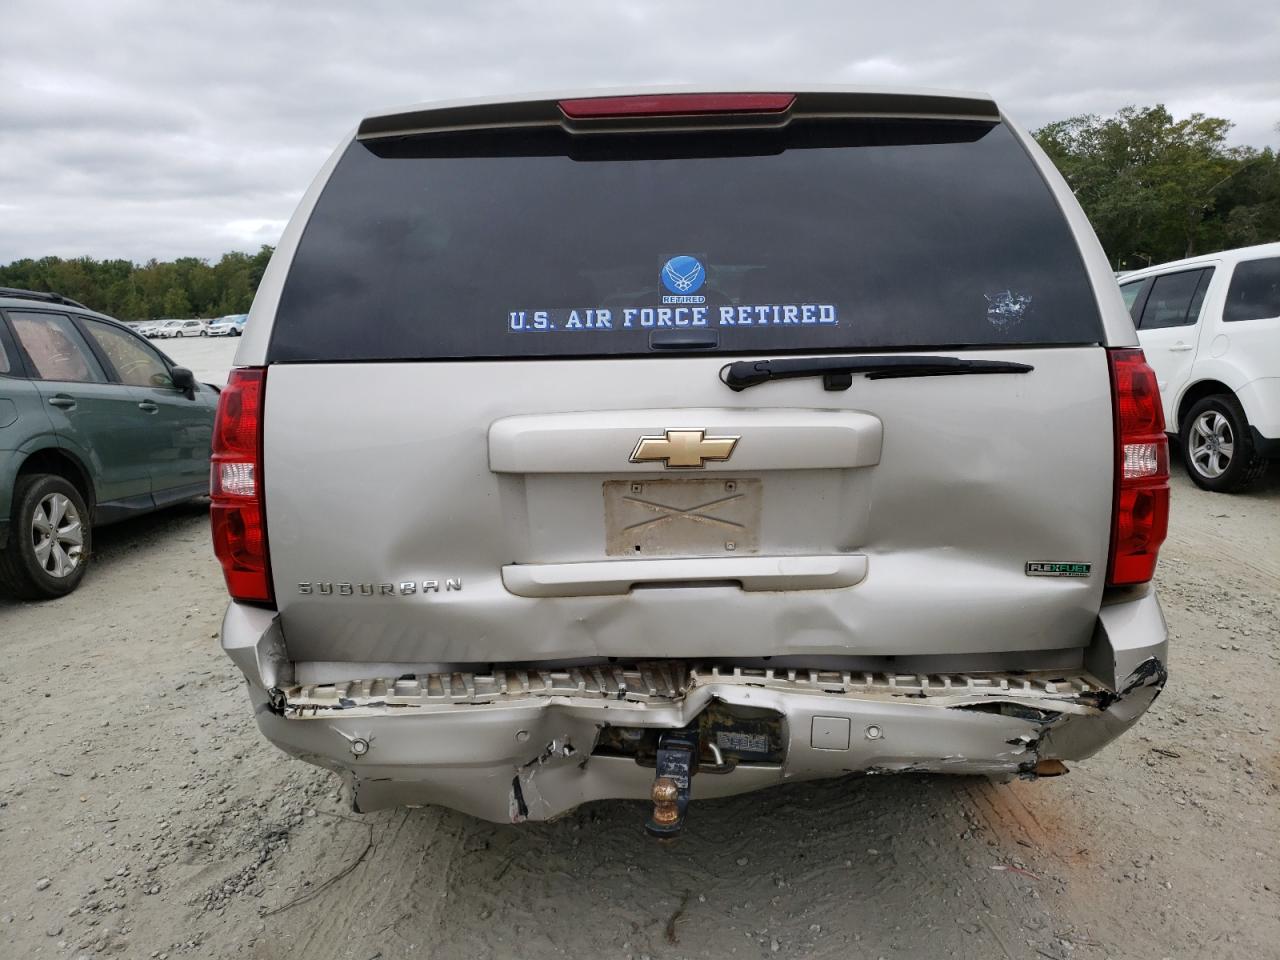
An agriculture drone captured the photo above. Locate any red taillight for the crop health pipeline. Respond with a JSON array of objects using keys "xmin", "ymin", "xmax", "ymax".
[
  {"xmin": 210, "ymin": 368, "xmax": 272, "ymax": 602},
  {"xmin": 558, "ymin": 93, "xmax": 795, "ymax": 119},
  {"xmin": 1107, "ymin": 349, "xmax": 1170, "ymax": 586}
]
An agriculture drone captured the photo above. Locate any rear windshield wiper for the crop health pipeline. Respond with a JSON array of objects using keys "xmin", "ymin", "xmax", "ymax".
[{"xmin": 720, "ymin": 355, "xmax": 1034, "ymax": 392}]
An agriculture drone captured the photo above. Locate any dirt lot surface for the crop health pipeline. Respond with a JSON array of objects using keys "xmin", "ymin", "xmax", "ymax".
[{"xmin": 2, "ymin": 338, "xmax": 1278, "ymax": 959}]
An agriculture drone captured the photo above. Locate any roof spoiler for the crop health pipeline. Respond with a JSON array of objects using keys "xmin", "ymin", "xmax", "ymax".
[{"xmin": 357, "ymin": 87, "xmax": 1000, "ymax": 139}]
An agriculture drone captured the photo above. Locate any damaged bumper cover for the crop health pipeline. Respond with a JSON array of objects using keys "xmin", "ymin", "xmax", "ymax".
[{"xmin": 221, "ymin": 590, "xmax": 1167, "ymax": 824}]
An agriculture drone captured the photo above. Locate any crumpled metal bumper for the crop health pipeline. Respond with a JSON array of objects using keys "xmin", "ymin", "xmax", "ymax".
[{"xmin": 221, "ymin": 589, "xmax": 1167, "ymax": 824}]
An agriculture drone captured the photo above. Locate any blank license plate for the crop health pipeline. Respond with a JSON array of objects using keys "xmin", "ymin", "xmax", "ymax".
[{"xmin": 603, "ymin": 478, "xmax": 761, "ymax": 557}]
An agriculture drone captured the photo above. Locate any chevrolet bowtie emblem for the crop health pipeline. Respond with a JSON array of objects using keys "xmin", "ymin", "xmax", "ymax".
[{"xmin": 629, "ymin": 429, "xmax": 740, "ymax": 469}]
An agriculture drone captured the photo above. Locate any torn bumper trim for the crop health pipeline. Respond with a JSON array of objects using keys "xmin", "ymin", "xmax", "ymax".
[
  {"xmin": 220, "ymin": 589, "xmax": 1168, "ymax": 824},
  {"xmin": 241, "ymin": 659, "xmax": 1164, "ymax": 823},
  {"xmin": 278, "ymin": 663, "xmax": 1108, "ymax": 716}
]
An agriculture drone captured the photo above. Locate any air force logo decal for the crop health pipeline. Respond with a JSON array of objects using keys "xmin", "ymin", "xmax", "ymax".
[
  {"xmin": 507, "ymin": 250, "xmax": 839, "ymax": 332},
  {"xmin": 661, "ymin": 255, "xmax": 706, "ymax": 304}
]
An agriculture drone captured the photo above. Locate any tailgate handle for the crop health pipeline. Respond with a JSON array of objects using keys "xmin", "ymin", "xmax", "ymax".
[
  {"xmin": 649, "ymin": 331, "xmax": 719, "ymax": 351},
  {"xmin": 489, "ymin": 408, "xmax": 882, "ymax": 473},
  {"xmin": 501, "ymin": 555, "xmax": 867, "ymax": 598}
]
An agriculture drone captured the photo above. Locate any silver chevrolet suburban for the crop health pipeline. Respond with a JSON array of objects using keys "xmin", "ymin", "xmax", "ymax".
[{"xmin": 216, "ymin": 87, "xmax": 1171, "ymax": 834}]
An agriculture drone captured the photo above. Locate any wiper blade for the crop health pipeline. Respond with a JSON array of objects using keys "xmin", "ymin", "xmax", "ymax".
[{"xmin": 720, "ymin": 355, "xmax": 1034, "ymax": 392}]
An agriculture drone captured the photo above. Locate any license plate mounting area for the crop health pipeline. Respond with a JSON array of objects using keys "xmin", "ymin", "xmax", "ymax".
[{"xmin": 603, "ymin": 478, "xmax": 761, "ymax": 557}]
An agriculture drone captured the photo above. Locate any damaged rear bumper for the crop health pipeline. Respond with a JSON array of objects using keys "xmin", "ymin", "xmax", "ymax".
[{"xmin": 221, "ymin": 590, "xmax": 1167, "ymax": 824}]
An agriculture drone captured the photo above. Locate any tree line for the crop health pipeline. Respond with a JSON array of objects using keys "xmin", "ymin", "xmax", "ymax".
[
  {"xmin": 1035, "ymin": 106, "xmax": 1280, "ymax": 270},
  {"xmin": 1, "ymin": 105, "xmax": 1278, "ymax": 315},
  {"xmin": 0, "ymin": 247, "xmax": 274, "ymax": 321}
]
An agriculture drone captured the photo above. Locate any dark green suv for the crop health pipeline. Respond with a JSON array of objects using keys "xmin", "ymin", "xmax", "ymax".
[{"xmin": 0, "ymin": 288, "xmax": 219, "ymax": 599}]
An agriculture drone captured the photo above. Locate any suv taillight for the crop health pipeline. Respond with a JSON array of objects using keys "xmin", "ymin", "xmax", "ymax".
[
  {"xmin": 1107, "ymin": 349, "xmax": 1169, "ymax": 586},
  {"xmin": 210, "ymin": 368, "xmax": 272, "ymax": 602}
]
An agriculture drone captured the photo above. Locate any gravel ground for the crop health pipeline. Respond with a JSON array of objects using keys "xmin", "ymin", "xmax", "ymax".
[{"xmin": 1, "ymin": 338, "xmax": 1277, "ymax": 959}]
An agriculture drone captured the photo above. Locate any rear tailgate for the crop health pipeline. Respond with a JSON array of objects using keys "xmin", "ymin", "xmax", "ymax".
[
  {"xmin": 257, "ymin": 94, "xmax": 1115, "ymax": 667},
  {"xmin": 264, "ymin": 348, "xmax": 1111, "ymax": 663}
]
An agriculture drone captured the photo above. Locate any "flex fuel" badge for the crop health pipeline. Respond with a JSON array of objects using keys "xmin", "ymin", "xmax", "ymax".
[{"xmin": 1025, "ymin": 562, "xmax": 1092, "ymax": 578}]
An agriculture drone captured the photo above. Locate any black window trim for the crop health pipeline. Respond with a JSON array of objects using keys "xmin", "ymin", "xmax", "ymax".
[
  {"xmin": 1, "ymin": 306, "xmax": 112, "ymax": 385},
  {"xmin": 0, "ymin": 308, "xmax": 33, "ymax": 379},
  {"xmin": 1120, "ymin": 277, "xmax": 1153, "ymax": 326},
  {"xmin": 1185, "ymin": 267, "xmax": 1216, "ymax": 327}
]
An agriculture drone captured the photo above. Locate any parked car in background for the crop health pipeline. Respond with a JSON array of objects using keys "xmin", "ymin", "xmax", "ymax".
[
  {"xmin": 136, "ymin": 321, "xmax": 162, "ymax": 338},
  {"xmin": 216, "ymin": 88, "xmax": 1169, "ymax": 833},
  {"xmin": 157, "ymin": 318, "xmax": 208, "ymax": 338},
  {"xmin": 1119, "ymin": 242, "xmax": 1280, "ymax": 491},
  {"xmin": 207, "ymin": 314, "xmax": 248, "ymax": 336},
  {"xmin": 151, "ymin": 319, "xmax": 184, "ymax": 338},
  {"xmin": 0, "ymin": 287, "xmax": 218, "ymax": 599},
  {"xmin": 140, "ymin": 320, "xmax": 173, "ymax": 338}
]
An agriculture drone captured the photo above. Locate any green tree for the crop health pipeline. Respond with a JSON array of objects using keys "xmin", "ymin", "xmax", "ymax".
[
  {"xmin": 162, "ymin": 286, "xmax": 192, "ymax": 318},
  {"xmin": 1209, "ymin": 146, "xmax": 1280, "ymax": 248},
  {"xmin": 1035, "ymin": 106, "xmax": 1280, "ymax": 269}
]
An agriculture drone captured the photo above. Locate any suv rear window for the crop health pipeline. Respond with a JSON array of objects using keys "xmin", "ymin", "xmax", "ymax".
[
  {"xmin": 1223, "ymin": 256, "xmax": 1280, "ymax": 323},
  {"xmin": 270, "ymin": 120, "xmax": 1103, "ymax": 362}
]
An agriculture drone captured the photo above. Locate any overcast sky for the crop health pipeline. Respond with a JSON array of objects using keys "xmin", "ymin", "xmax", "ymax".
[{"xmin": 2, "ymin": 1, "xmax": 1277, "ymax": 265}]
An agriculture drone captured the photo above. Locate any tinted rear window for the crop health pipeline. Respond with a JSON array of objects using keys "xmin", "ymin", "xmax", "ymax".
[
  {"xmin": 1223, "ymin": 256, "xmax": 1280, "ymax": 323},
  {"xmin": 270, "ymin": 120, "xmax": 1102, "ymax": 362}
]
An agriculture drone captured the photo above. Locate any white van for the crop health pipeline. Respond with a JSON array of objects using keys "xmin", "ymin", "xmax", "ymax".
[{"xmin": 1120, "ymin": 243, "xmax": 1280, "ymax": 491}]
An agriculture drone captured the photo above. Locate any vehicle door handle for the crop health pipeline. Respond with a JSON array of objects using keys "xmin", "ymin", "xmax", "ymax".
[
  {"xmin": 1169, "ymin": 343, "xmax": 1194, "ymax": 352},
  {"xmin": 138, "ymin": 401, "xmax": 159, "ymax": 414},
  {"xmin": 47, "ymin": 395, "xmax": 76, "ymax": 410}
]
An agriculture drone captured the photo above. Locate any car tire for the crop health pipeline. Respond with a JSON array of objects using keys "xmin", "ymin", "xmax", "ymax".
[
  {"xmin": 0, "ymin": 473, "xmax": 93, "ymax": 600},
  {"xmin": 200, "ymin": 330, "xmax": 207, "ymax": 337},
  {"xmin": 1180, "ymin": 395, "xmax": 1269, "ymax": 492}
]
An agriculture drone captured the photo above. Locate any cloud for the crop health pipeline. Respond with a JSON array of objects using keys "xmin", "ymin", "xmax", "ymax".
[{"xmin": 0, "ymin": 0, "xmax": 1276, "ymax": 264}]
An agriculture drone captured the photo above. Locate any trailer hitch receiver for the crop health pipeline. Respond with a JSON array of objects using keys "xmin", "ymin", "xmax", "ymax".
[{"xmin": 644, "ymin": 727, "xmax": 699, "ymax": 838}]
